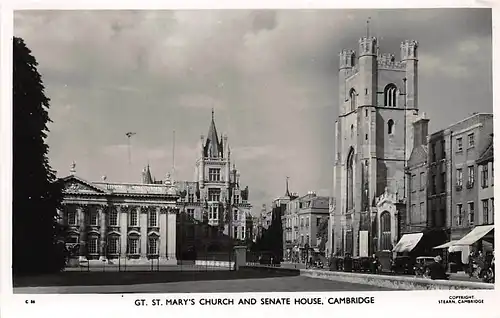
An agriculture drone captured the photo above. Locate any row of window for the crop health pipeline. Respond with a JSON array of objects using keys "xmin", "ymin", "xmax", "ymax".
[
  {"xmin": 232, "ymin": 226, "xmax": 247, "ymax": 240},
  {"xmin": 456, "ymin": 198, "xmax": 494, "ymax": 226},
  {"xmin": 412, "ymin": 163, "xmax": 493, "ymax": 195},
  {"xmin": 456, "ymin": 164, "xmax": 494, "ymax": 189},
  {"xmin": 80, "ymin": 236, "xmax": 159, "ymax": 255},
  {"xmin": 409, "ymin": 202, "xmax": 426, "ymax": 224},
  {"xmin": 348, "ymin": 84, "xmax": 399, "ymax": 112},
  {"xmin": 430, "ymin": 140, "xmax": 446, "ymax": 162},
  {"xmin": 287, "ymin": 216, "xmax": 323, "ymax": 229},
  {"xmin": 456, "ymin": 133, "xmax": 475, "ymax": 152},
  {"xmin": 430, "ymin": 133, "xmax": 477, "ymax": 162},
  {"xmin": 67, "ymin": 210, "xmax": 159, "ymax": 228},
  {"xmin": 181, "ymin": 192, "xmax": 241, "ymax": 204}
]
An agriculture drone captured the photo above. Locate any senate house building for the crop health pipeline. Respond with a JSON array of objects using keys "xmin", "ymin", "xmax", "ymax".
[{"xmin": 59, "ymin": 112, "xmax": 253, "ymax": 264}]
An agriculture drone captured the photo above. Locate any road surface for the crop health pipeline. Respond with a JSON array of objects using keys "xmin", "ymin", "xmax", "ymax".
[{"xmin": 15, "ymin": 275, "xmax": 393, "ymax": 294}]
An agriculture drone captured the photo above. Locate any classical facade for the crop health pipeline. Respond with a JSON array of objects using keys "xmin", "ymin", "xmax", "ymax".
[
  {"xmin": 60, "ymin": 111, "xmax": 253, "ymax": 263},
  {"xmin": 59, "ymin": 167, "xmax": 179, "ymax": 264},
  {"xmin": 328, "ymin": 35, "xmax": 420, "ymax": 258}
]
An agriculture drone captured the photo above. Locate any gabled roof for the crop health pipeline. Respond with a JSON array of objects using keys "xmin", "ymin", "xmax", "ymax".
[
  {"xmin": 477, "ymin": 138, "xmax": 493, "ymax": 164},
  {"xmin": 60, "ymin": 175, "xmax": 108, "ymax": 194},
  {"xmin": 407, "ymin": 145, "xmax": 428, "ymax": 168},
  {"xmin": 204, "ymin": 109, "xmax": 223, "ymax": 158},
  {"xmin": 61, "ymin": 175, "xmax": 176, "ymax": 196}
]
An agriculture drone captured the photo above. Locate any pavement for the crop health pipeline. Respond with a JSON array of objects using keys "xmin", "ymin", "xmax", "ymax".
[
  {"xmin": 64, "ymin": 264, "xmax": 230, "ymax": 272},
  {"xmin": 280, "ymin": 262, "xmax": 489, "ymax": 283},
  {"xmin": 14, "ymin": 275, "xmax": 394, "ymax": 294}
]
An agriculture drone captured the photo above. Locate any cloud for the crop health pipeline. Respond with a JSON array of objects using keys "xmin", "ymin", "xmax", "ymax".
[
  {"xmin": 419, "ymin": 36, "xmax": 490, "ymax": 79},
  {"xmin": 14, "ymin": 9, "xmax": 492, "ymax": 214}
]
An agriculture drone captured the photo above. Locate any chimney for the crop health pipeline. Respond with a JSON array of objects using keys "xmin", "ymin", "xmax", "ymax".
[{"xmin": 413, "ymin": 113, "xmax": 430, "ymax": 148}]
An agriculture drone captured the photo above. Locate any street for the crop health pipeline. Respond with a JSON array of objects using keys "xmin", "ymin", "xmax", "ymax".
[{"xmin": 14, "ymin": 275, "xmax": 393, "ymax": 294}]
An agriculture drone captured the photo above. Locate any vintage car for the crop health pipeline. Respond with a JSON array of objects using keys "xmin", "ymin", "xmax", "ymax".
[
  {"xmin": 414, "ymin": 256, "xmax": 436, "ymax": 278},
  {"xmin": 390, "ymin": 256, "xmax": 414, "ymax": 274}
]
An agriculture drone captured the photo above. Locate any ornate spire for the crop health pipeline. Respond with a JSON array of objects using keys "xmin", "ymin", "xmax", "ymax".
[{"xmin": 204, "ymin": 109, "xmax": 223, "ymax": 158}]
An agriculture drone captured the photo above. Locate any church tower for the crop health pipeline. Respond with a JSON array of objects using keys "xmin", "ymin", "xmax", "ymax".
[{"xmin": 329, "ymin": 33, "xmax": 420, "ymax": 257}]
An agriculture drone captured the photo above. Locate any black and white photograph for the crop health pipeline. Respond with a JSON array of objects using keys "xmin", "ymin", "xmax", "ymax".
[{"xmin": 1, "ymin": 2, "xmax": 498, "ymax": 318}]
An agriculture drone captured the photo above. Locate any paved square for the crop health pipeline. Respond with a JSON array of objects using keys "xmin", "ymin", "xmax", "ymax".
[{"xmin": 15, "ymin": 276, "xmax": 393, "ymax": 293}]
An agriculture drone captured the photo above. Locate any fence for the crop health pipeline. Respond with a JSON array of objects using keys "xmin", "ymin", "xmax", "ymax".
[{"xmin": 65, "ymin": 252, "xmax": 234, "ymax": 272}]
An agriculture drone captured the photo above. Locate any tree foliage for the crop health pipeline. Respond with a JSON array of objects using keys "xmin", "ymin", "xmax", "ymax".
[
  {"xmin": 316, "ymin": 216, "xmax": 329, "ymax": 252},
  {"xmin": 13, "ymin": 37, "xmax": 65, "ymax": 275}
]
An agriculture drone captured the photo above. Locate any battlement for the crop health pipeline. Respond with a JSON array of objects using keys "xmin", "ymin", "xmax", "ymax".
[
  {"xmin": 400, "ymin": 40, "xmax": 418, "ymax": 60},
  {"xmin": 339, "ymin": 49, "xmax": 356, "ymax": 70},
  {"xmin": 358, "ymin": 36, "xmax": 377, "ymax": 56},
  {"xmin": 339, "ymin": 38, "xmax": 417, "ymax": 72},
  {"xmin": 377, "ymin": 53, "xmax": 406, "ymax": 70}
]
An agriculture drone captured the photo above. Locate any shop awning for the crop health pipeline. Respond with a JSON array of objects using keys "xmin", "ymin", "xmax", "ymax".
[
  {"xmin": 454, "ymin": 225, "xmax": 494, "ymax": 246},
  {"xmin": 433, "ymin": 240, "xmax": 458, "ymax": 249},
  {"xmin": 393, "ymin": 233, "xmax": 424, "ymax": 253}
]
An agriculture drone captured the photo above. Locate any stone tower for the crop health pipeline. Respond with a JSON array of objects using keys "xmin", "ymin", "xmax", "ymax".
[
  {"xmin": 196, "ymin": 109, "xmax": 231, "ymax": 227},
  {"xmin": 329, "ymin": 35, "xmax": 420, "ymax": 257}
]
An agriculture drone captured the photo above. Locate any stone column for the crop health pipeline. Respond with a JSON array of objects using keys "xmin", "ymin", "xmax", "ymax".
[
  {"xmin": 167, "ymin": 208, "xmax": 177, "ymax": 262},
  {"xmin": 99, "ymin": 206, "xmax": 106, "ymax": 259},
  {"xmin": 140, "ymin": 207, "xmax": 148, "ymax": 259},
  {"xmin": 159, "ymin": 207, "xmax": 167, "ymax": 260},
  {"xmin": 78, "ymin": 206, "xmax": 86, "ymax": 259},
  {"xmin": 120, "ymin": 206, "xmax": 128, "ymax": 258}
]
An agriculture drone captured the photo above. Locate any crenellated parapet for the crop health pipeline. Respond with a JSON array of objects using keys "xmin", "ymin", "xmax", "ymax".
[{"xmin": 377, "ymin": 53, "xmax": 405, "ymax": 70}]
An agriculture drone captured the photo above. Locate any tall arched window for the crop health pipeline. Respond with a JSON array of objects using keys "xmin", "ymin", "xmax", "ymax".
[
  {"xmin": 380, "ymin": 211, "xmax": 391, "ymax": 250},
  {"xmin": 384, "ymin": 84, "xmax": 398, "ymax": 107},
  {"xmin": 346, "ymin": 148, "xmax": 354, "ymax": 211},
  {"xmin": 349, "ymin": 89, "xmax": 357, "ymax": 112},
  {"xmin": 387, "ymin": 119, "xmax": 394, "ymax": 135}
]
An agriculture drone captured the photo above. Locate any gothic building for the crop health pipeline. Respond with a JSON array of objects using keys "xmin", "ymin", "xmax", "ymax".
[
  {"xmin": 59, "ymin": 111, "xmax": 252, "ymax": 264},
  {"xmin": 328, "ymin": 35, "xmax": 420, "ymax": 258}
]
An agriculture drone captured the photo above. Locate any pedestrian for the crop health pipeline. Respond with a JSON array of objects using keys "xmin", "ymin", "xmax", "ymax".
[
  {"xmin": 429, "ymin": 255, "xmax": 448, "ymax": 280},
  {"xmin": 468, "ymin": 250, "xmax": 475, "ymax": 277}
]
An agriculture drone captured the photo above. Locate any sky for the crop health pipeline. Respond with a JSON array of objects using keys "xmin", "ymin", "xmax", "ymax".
[{"xmin": 13, "ymin": 9, "xmax": 492, "ymax": 215}]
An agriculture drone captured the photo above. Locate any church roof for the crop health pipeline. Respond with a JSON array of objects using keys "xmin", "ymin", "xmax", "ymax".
[
  {"xmin": 204, "ymin": 109, "xmax": 223, "ymax": 158},
  {"xmin": 477, "ymin": 137, "xmax": 493, "ymax": 165}
]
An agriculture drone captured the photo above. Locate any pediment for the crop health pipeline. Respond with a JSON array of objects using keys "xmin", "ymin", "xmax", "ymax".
[{"xmin": 62, "ymin": 176, "xmax": 107, "ymax": 194}]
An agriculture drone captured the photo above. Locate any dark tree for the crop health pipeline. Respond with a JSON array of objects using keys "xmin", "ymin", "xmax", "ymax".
[
  {"xmin": 13, "ymin": 37, "xmax": 65, "ymax": 275},
  {"xmin": 316, "ymin": 216, "xmax": 329, "ymax": 252}
]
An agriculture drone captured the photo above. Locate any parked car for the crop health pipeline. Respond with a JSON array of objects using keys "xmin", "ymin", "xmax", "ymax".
[
  {"xmin": 414, "ymin": 256, "xmax": 436, "ymax": 278},
  {"xmin": 391, "ymin": 256, "xmax": 414, "ymax": 274}
]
